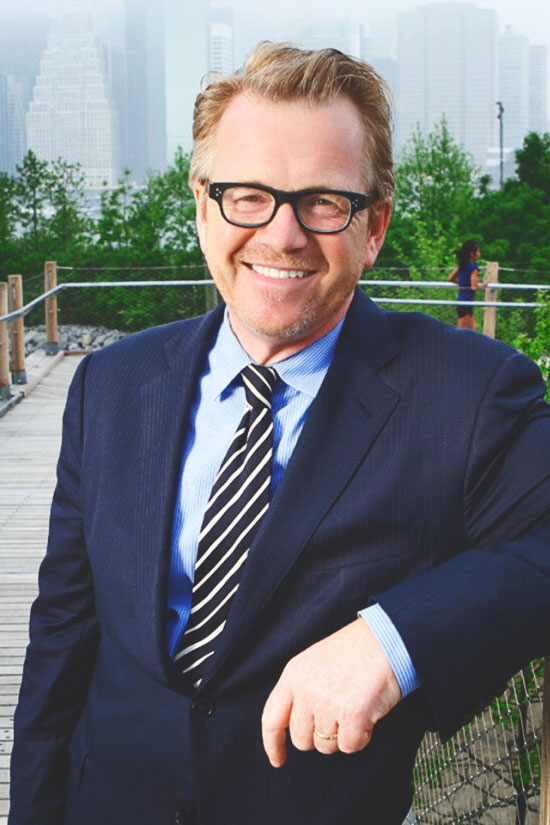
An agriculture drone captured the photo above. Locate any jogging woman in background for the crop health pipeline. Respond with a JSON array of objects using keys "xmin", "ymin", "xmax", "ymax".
[{"xmin": 448, "ymin": 240, "xmax": 487, "ymax": 330}]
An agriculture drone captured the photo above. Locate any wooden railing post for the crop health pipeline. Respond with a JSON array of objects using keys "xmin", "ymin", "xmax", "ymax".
[
  {"xmin": 44, "ymin": 261, "xmax": 59, "ymax": 355},
  {"xmin": 0, "ymin": 283, "xmax": 11, "ymax": 401},
  {"xmin": 483, "ymin": 261, "xmax": 499, "ymax": 339},
  {"xmin": 8, "ymin": 274, "xmax": 26, "ymax": 384},
  {"xmin": 541, "ymin": 656, "xmax": 550, "ymax": 825}
]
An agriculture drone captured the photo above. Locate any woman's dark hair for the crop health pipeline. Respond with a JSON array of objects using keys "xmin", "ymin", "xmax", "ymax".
[{"xmin": 454, "ymin": 240, "xmax": 479, "ymax": 267}]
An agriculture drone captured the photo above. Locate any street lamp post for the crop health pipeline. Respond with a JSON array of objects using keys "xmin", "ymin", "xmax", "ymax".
[{"xmin": 496, "ymin": 101, "xmax": 504, "ymax": 188}]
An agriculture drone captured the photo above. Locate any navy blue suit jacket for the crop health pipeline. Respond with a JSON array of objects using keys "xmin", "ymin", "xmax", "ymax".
[{"xmin": 9, "ymin": 289, "xmax": 550, "ymax": 825}]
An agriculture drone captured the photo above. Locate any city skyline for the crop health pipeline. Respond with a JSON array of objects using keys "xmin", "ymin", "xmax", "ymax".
[
  {"xmin": 1, "ymin": 0, "xmax": 549, "ymax": 57},
  {"xmin": 1, "ymin": 0, "xmax": 549, "ymax": 186}
]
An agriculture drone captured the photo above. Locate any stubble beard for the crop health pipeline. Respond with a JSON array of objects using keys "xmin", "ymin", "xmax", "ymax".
[{"xmin": 230, "ymin": 289, "xmax": 321, "ymax": 343}]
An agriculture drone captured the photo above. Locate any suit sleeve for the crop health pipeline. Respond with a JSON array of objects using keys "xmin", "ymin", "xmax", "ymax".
[
  {"xmin": 375, "ymin": 351, "xmax": 550, "ymax": 741},
  {"xmin": 9, "ymin": 355, "xmax": 100, "ymax": 825}
]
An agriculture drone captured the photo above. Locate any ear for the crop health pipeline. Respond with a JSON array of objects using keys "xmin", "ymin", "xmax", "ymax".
[
  {"xmin": 193, "ymin": 181, "xmax": 208, "ymax": 251},
  {"xmin": 363, "ymin": 201, "xmax": 392, "ymax": 270}
]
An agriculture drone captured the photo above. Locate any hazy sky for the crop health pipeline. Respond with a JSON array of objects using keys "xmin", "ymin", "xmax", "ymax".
[{"xmin": 1, "ymin": 0, "xmax": 549, "ymax": 56}]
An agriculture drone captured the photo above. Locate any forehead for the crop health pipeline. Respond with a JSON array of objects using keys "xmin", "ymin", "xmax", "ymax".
[{"xmin": 210, "ymin": 92, "xmax": 367, "ymax": 191}]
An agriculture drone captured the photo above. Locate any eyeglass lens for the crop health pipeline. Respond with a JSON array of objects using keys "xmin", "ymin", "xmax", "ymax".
[{"xmin": 221, "ymin": 186, "xmax": 352, "ymax": 231}]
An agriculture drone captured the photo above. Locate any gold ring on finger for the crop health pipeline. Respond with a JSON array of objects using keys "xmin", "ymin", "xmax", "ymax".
[{"xmin": 313, "ymin": 729, "xmax": 338, "ymax": 741}]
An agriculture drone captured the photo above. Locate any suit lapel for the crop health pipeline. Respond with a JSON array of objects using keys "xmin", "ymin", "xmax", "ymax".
[
  {"xmin": 133, "ymin": 307, "xmax": 224, "ymax": 681},
  {"xmin": 204, "ymin": 291, "xmax": 402, "ymax": 682}
]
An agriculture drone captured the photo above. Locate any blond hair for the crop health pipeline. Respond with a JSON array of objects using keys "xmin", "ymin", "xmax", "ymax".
[{"xmin": 189, "ymin": 42, "xmax": 394, "ymax": 201}]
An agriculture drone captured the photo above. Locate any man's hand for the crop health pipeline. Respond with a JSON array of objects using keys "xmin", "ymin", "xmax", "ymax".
[{"xmin": 261, "ymin": 617, "xmax": 402, "ymax": 767}]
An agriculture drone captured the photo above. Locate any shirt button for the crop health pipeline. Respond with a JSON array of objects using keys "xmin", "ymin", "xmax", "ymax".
[{"xmin": 191, "ymin": 696, "xmax": 216, "ymax": 717}]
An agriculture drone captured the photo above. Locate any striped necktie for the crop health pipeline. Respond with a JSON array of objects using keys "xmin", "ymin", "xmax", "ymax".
[{"xmin": 175, "ymin": 363, "xmax": 278, "ymax": 686}]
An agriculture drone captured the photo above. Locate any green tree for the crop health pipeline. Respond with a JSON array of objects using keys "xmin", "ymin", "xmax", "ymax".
[
  {"xmin": 0, "ymin": 172, "xmax": 15, "ymax": 247},
  {"xmin": 97, "ymin": 169, "xmax": 136, "ymax": 249},
  {"xmin": 513, "ymin": 292, "xmax": 550, "ymax": 402},
  {"xmin": 48, "ymin": 158, "xmax": 90, "ymax": 250},
  {"xmin": 376, "ymin": 119, "xmax": 480, "ymax": 328},
  {"xmin": 128, "ymin": 149, "xmax": 198, "ymax": 257},
  {"xmin": 394, "ymin": 118, "xmax": 477, "ymax": 232},
  {"xmin": 515, "ymin": 132, "xmax": 550, "ymax": 196},
  {"xmin": 13, "ymin": 150, "xmax": 52, "ymax": 250}
]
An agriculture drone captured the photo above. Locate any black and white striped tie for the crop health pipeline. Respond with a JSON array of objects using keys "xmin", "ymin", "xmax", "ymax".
[{"xmin": 175, "ymin": 363, "xmax": 278, "ymax": 686}]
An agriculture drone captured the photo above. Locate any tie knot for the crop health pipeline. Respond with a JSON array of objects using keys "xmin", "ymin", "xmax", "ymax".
[{"xmin": 241, "ymin": 364, "xmax": 278, "ymax": 409}]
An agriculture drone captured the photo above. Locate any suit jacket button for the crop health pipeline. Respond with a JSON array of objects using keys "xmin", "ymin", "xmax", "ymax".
[{"xmin": 191, "ymin": 696, "xmax": 215, "ymax": 717}]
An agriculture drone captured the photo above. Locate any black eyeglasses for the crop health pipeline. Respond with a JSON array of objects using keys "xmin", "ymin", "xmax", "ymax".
[{"xmin": 207, "ymin": 182, "xmax": 374, "ymax": 234}]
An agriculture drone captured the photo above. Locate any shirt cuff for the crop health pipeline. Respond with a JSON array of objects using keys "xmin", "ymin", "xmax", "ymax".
[{"xmin": 359, "ymin": 603, "xmax": 420, "ymax": 698}]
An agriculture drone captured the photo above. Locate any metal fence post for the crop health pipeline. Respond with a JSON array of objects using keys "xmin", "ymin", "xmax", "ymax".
[
  {"xmin": 8, "ymin": 274, "xmax": 26, "ymax": 384},
  {"xmin": 541, "ymin": 656, "xmax": 550, "ymax": 825},
  {"xmin": 203, "ymin": 262, "xmax": 219, "ymax": 312},
  {"xmin": 483, "ymin": 261, "xmax": 499, "ymax": 339},
  {"xmin": 0, "ymin": 282, "xmax": 11, "ymax": 400},
  {"xmin": 44, "ymin": 261, "xmax": 59, "ymax": 355}
]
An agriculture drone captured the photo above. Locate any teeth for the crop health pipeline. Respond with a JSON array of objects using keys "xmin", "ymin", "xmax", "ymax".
[{"xmin": 251, "ymin": 264, "xmax": 309, "ymax": 279}]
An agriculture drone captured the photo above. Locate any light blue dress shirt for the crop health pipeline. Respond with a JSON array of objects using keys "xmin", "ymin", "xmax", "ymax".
[{"xmin": 166, "ymin": 311, "xmax": 419, "ymax": 697}]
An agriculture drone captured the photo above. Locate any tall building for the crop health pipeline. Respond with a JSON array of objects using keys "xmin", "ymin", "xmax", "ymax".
[
  {"xmin": 210, "ymin": 8, "xmax": 234, "ymax": 75},
  {"xmin": 26, "ymin": 13, "xmax": 119, "ymax": 189},
  {"xmin": 529, "ymin": 44, "xmax": 548, "ymax": 135},
  {"xmin": 498, "ymin": 27, "xmax": 530, "ymax": 152},
  {"xmin": 297, "ymin": 21, "xmax": 363, "ymax": 58},
  {"xmin": 164, "ymin": 0, "xmax": 209, "ymax": 160},
  {"xmin": 397, "ymin": 3, "xmax": 497, "ymax": 167},
  {"xmin": 124, "ymin": 0, "xmax": 166, "ymax": 180},
  {"xmin": 0, "ymin": 73, "xmax": 26, "ymax": 174},
  {"xmin": 0, "ymin": 14, "xmax": 50, "ymax": 173}
]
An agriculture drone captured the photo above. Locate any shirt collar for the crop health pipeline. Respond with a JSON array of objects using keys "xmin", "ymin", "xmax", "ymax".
[{"xmin": 209, "ymin": 310, "xmax": 345, "ymax": 400}]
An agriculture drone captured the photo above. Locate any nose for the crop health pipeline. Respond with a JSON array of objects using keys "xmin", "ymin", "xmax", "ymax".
[{"xmin": 255, "ymin": 202, "xmax": 310, "ymax": 252}]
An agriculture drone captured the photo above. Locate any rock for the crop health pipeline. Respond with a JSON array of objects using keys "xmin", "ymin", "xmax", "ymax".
[{"xmin": 23, "ymin": 324, "xmax": 127, "ymax": 355}]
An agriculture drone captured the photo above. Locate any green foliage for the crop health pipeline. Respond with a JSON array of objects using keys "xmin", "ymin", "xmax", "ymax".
[
  {"xmin": 48, "ymin": 158, "xmax": 90, "ymax": 249},
  {"xmin": 377, "ymin": 119, "xmax": 480, "ymax": 326},
  {"xmin": 377, "ymin": 124, "xmax": 550, "ymax": 347},
  {"xmin": 13, "ymin": 150, "xmax": 52, "ymax": 251},
  {"xmin": 384, "ymin": 118, "xmax": 479, "ymax": 277},
  {"xmin": 0, "ymin": 172, "xmax": 16, "ymax": 245},
  {"xmin": 515, "ymin": 132, "xmax": 550, "ymax": 196},
  {"xmin": 0, "ymin": 149, "xmax": 205, "ymax": 331},
  {"xmin": 513, "ymin": 292, "xmax": 550, "ymax": 402},
  {"xmin": 394, "ymin": 118, "xmax": 477, "ymax": 231}
]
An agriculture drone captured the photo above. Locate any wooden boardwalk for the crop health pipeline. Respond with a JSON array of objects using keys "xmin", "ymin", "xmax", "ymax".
[{"xmin": 0, "ymin": 354, "xmax": 85, "ymax": 824}]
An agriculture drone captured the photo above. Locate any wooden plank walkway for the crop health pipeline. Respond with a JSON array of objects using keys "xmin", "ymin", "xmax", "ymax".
[{"xmin": 0, "ymin": 354, "xmax": 85, "ymax": 824}]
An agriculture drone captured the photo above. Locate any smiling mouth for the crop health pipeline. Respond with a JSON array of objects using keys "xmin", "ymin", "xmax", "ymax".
[{"xmin": 246, "ymin": 263, "xmax": 316, "ymax": 280}]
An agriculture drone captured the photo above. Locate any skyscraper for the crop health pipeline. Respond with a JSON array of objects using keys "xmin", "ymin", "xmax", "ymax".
[
  {"xmin": 498, "ymin": 26, "xmax": 530, "ymax": 151},
  {"xmin": 26, "ymin": 12, "xmax": 120, "ymax": 189},
  {"xmin": 297, "ymin": 22, "xmax": 364, "ymax": 58},
  {"xmin": 397, "ymin": 3, "xmax": 497, "ymax": 167},
  {"xmin": 210, "ymin": 8, "xmax": 234, "ymax": 75},
  {"xmin": 164, "ymin": 0, "xmax": 209, "ymax": 160},
  {"xmin": 0, "ymin": 73, "xmax": 26, "ymax": 174},
  {"xmin": 124, "ymin": 0, "xmax": 166, "ymax": 180},
  {"xmin": 0, "ymin": 13, "xmax": 50, "ymax": 173},
  {"xmin": 529, "ymin": 44, "xmax": 548, "ymax": 135}
]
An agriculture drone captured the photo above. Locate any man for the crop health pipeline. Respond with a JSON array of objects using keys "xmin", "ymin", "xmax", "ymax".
[{"xmin": 9, "ymin": 43, "xmax": 550, "ymax": 825}]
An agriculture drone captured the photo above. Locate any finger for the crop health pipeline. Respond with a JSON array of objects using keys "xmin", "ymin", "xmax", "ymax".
[
  {"xmin": 288, "ymin": 702, "xmax": 315, "ymax": 752},
  {"xmin": 337, "ymin": 718, "xmax": 373, "ymax": 754},
  {"xmin": 313, "ymin": 718, "xmax": 339, "ymax": 755},
  {"xmin": 262, "ymin": 680, "xmax": 293, "ymax": 768}
]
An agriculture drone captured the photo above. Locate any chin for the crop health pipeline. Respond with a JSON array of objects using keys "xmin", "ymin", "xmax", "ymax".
[{"xmin": 237, "ymin": 307, "xmax": 319, "ymax": 344}]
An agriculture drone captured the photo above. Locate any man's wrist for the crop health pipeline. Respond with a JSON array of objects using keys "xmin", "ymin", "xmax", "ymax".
[{"xmin": 359, "ymin": 604, "xmax": 420, "ymax": 698}]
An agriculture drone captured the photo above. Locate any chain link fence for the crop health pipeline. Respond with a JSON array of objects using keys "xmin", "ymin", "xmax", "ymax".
[{"xmin": 413, "ymin": 660, "xmax": 545, "ymax": 824}]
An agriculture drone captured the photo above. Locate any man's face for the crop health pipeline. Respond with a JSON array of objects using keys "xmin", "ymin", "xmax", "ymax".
[{"xmin": 194, "ymin": 92, "xmax": 390, "ymax": 362}]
